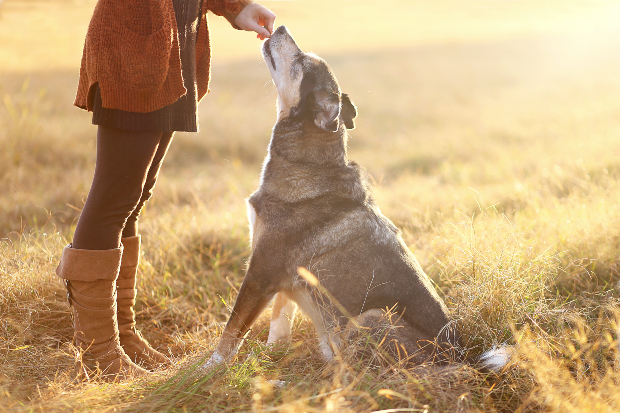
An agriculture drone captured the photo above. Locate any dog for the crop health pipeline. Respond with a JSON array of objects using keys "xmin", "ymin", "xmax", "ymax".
[{"xmin": 205, "ymin": 26, "xmax": 470, "ymax": 368}]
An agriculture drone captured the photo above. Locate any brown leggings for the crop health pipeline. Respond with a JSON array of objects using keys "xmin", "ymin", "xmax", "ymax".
[{"xmin": 72, "ymin": 125, "xmax": 174, "ymax": 250}]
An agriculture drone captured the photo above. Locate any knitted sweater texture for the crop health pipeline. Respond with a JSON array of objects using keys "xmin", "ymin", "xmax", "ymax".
[{"xmin": 75, "ymin": 0, "xmax": 252, "ymax": 113}]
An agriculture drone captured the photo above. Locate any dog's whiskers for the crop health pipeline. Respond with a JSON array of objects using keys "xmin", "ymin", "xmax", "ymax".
[
  {"xmin": 359, "ymin": 270, "xmax": 376, "ymax": 315},
  {"xmin": 264, "ymin": 80, "xmax": 276, "ymax": 100}
]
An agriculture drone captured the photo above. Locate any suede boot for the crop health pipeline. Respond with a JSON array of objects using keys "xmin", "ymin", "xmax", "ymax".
[
  {"xmin": 56, "ymin": 245, "xmax": 148, "ymax": 381},
  {"xmin": 118, "ymin": 236, "xmax": 169, "ymax": 369}
]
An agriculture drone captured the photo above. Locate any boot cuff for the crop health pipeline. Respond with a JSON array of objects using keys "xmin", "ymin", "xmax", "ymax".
[
  {"xmin": 56, "ymin": 245, "xmax": 123, "ymax": 281},
  {"xmin": 120, "ymin": 236, "xmax": 141, "ymax": 268}
]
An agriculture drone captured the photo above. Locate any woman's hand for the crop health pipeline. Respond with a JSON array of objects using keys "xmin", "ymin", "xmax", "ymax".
[{"xmin": 234, "ymin": 3, "xmax": 276, "ymax": 40}]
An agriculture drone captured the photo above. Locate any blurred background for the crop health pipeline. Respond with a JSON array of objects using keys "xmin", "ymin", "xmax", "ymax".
[
  {"xmin": 1, "ymin": 0, "xmax": 620, "ymax": 236},
  {"xmin": 3, "ymin": 0, "xmax": 620, "ymax": 69}
]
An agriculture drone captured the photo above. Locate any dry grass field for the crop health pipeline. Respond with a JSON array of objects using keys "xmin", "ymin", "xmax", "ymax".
[{"xmin": 2, "ymin": 0, "xmax": 620, "ymax": 411}]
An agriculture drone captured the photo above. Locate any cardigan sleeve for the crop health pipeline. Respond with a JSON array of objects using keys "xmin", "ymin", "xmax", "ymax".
[{"xmin": 203, "ymin": 0, "xmax": 253, "ymax": 29}]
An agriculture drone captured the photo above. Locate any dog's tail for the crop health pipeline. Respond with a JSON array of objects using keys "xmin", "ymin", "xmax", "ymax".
[{"xmin": 474, "ymin": 345, "xmax": 513, "ymax": 372}]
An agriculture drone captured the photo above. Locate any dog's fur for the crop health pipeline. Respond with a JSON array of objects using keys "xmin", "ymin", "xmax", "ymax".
[{"xmin": 206, "ymin": 26, "xmax": 462, "ymax": 368}]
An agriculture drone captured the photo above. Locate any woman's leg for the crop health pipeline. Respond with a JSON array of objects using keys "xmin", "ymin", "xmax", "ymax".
[
  {"xmin": 121, "ymin": 131, "xmax": 175, "ymax": 238},
  {"xmin": 72, "ymin": 126, "xmax": 167, "ymax": 250},
  {"xmin": 57, "ymin": 125, "xmax": 170, "ymax": 379},
  {"xmin": 115, "ymin": 131, "xmax": 175, "ymax": 369}
]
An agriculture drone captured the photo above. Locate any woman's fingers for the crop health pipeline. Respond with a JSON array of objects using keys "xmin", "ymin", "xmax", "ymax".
[{"xmin": 234, "ymin": 3, "xmax": 276, "ymax": 39}]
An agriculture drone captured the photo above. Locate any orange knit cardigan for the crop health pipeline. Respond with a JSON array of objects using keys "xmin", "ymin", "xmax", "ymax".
[{"xmin": 74, "ymin": 0, "xmax": 252, "ymax": 113}]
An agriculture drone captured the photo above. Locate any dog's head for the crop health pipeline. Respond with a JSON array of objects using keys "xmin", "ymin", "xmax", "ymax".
[{"xmin": 262, "ymin": 26, "xmax": 357, "ymax": 132}]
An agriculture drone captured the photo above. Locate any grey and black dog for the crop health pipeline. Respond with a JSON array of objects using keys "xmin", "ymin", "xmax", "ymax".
[{"xmin": 205, "ymin": 26, "xmax": 507, "ymax": 370}]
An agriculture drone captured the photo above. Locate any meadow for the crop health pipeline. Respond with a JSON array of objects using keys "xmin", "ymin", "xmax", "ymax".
[{"xmin": 2, "ymin": 0, "xmax": 620, "ymax": 411}]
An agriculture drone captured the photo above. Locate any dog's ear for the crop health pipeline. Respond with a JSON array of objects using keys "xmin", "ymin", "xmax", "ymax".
[
  {"xmin": 341, "ymin": 93, "xmax": 357, "ymax": 129},
  {"xmin": 313, "ymin": 92, "xmax": 341, "ymax": 132}
]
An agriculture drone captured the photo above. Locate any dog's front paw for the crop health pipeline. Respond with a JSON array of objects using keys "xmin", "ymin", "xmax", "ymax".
[
  {"xmin": 198, "ymin": 351, "xmax": 226, "ymax": 373},
  {"xmin": 266, "ymin": 326, "xmax": 291, "ymax": 344}
]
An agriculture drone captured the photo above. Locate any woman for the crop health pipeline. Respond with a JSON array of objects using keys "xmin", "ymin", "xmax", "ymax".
[{"xmin": 56, "ymin": 0, "xmax": 276, "ymax": 381}]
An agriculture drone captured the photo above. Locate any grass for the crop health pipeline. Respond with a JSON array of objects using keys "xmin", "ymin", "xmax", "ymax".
[{"xmin": 2, "ymin": 0, "xmax": 620, "ymax": 411}]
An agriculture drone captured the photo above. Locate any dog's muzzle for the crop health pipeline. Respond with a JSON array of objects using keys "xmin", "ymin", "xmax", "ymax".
[{"xmin": 263, "ymin": 38, "xmax": 277, "ymax": 71}]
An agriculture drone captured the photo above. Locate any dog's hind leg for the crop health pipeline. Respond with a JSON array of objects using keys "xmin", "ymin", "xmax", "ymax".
[
  {"xmin": 267, "ymin": 293, "xmax": 297, "ymax": 344},
  {"xmin": 206, "ymin": 272, "xmax": 276, "ymax": 367},
  {"xmin": 346, "ymin": 309, "xmax": 461, "ymax": 366},
  {"xmin": 289, "ymin": 288, "xmax": 340, "ymax": 361}
]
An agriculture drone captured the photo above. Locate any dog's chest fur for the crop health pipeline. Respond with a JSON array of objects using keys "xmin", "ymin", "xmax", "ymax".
[{"xmin": 248, "ymin": 120, "xmax": 366, "ymax": 238}]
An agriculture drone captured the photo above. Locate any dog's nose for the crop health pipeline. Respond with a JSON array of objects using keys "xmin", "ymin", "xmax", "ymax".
[{"xmin": 275, "ymin": 25, "xmax": 288, "ymax": 35}]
